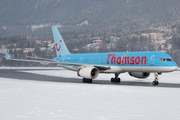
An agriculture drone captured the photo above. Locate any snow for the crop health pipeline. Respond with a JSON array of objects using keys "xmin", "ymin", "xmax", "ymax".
[{"xmin": 0, "ymin": 69, "xmax": 180, "ymax": 120}]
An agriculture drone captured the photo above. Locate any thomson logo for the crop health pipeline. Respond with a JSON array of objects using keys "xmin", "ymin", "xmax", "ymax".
[{"xmin": 55, "ymin": 40, "xmax": 62, "ymax": 52}]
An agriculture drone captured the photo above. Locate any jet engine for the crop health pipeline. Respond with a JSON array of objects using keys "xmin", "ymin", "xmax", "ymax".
[
  {"xmin": 77, "ymin": 67, "xmax": 99, "ymax": 79},
  {"xmin": 128, "ymin": 72, "xmax": 150, "ymax": 79}
]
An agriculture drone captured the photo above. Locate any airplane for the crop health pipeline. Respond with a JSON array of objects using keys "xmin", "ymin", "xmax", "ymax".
[{"xmin": 2, "ymin": 26, "xmax": 178, "ymax": 85}]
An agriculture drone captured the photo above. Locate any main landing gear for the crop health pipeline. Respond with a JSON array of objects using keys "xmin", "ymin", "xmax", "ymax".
[
  {"xmin": 82, "ymin": 78, "xmax": 92, "ymax": 83},
  {"xmin": 152, "ymin": 73, "xmax": 159, "ymax": 85},
  {"xmin": 111, "ymin": 73, "xmax": 121, "ymax": 83}
]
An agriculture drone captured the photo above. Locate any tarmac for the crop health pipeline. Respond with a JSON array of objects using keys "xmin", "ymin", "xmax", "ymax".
[{"xmin": 0, "ymin": 69, "xmax": 180, "ymax": 88}]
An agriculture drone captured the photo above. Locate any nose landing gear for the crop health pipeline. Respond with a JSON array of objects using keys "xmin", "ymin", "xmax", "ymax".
[{"xmin": 152, "ymin": 73, "xmax": 159, "ymax": 85}]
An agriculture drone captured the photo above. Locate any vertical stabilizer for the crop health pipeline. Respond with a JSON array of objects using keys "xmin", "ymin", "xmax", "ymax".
[
  {"xmin": 2, "ymin": 46, "xmax": 10, "ymax": 60},
  {"xmin": 52, "ymin": 26, "xmax": 71, "ymax": 57}
]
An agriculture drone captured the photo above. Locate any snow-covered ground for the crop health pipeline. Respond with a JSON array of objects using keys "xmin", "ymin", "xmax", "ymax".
[{"xmin": 0, "ymin": 70, "xmax": 180, "ymax": 120}]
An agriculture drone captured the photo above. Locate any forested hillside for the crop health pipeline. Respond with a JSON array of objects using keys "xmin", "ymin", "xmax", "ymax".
[{"xmin": 0, "ymin": 0, "xmax": 180, "ymax": 36}]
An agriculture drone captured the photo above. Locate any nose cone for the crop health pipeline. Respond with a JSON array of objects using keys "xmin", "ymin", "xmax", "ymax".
[
  {"xmin": 173, "ymin": 61, "xmax": 178, "ymax": 67},
  {"xmin": 163, "ymin": 61, "xmax": 178, "ymax": 72},
  {"xmin": 171, "ymin": 66, "xmax": 178, "ymax": 71},
  {"xmin": 169, "ymin": 62, "xmax": 178, "ymax": 71}
]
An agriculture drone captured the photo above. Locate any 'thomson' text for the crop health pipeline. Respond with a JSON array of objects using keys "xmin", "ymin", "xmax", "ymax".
[{"xmin": 107, "ymin": 54, "xmax": 147, "ymax": 65}]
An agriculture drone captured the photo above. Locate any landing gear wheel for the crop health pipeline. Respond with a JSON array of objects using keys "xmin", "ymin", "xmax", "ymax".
[
  {"xmin": 111, "ymin": 78, "xmax": 114, "ymax": 82},
  {"xmin": 111, "ymin": 77, "xmax": 121, "ymax": 83},
  {"xmin": 152, "ymin": 73, "xmax": 159, "ymax": 85},
  {"xmin": 111, "ymin": 73, "xmax": 121, "ymax": 83},
  {"xmin": 82, "ymin": 78, "xmax": 92, "ymax": 83},
  {"xmin": 152, "ymin": 81, "xmax": 159, "ymax": 85},
  {"xmin": 83, "ymin": 78, "xmax": 86, "ymax": 83},
  {"xmin": 118, "ymin": 78, "xmax": 121, "ymax": 82},
  {"xmin": 89, "ymin": 79, "xmax": 92, "ymax": 83}
]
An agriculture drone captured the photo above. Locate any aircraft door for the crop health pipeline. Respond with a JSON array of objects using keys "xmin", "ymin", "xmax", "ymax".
[{"xmin": 150, "ymin": 55, "xmax": 155, "ymax": 66}]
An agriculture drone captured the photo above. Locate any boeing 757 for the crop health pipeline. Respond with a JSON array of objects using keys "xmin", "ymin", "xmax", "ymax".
[{"xmin": 3, "ymin": 26, "xmax": 178, "ymax": 85}]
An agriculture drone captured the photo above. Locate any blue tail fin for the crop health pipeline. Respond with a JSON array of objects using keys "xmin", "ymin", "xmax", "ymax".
[
  {"xmin": 52, "ymin": 26, "xmax": 71, "ymax": 57},
  {"xmin": 2, "ymin": 46, "xmax": 10, "ymax": 60}
]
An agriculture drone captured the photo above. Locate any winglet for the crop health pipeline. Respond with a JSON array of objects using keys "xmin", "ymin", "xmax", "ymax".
[{"xmin": 2, "ymin": 46, "xmax": 10, "ymax": 60}]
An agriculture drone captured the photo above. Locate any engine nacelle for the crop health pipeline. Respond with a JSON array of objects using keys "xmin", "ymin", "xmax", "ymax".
[
  {"xmin": 77, "ymin": 67, "xmax": 99, "ymax": 79},
  {"xmin": 128, "ymin": 72, "xmax": 150, "ymax": 79}
]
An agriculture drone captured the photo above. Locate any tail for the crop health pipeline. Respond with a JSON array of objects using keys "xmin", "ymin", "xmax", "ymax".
[
  {"xmin": 2, "ymin": 46, "xmax": 10, "ymax": 60},
  {"xmin": 52, "ymin": 26, "xmax": 71, "ymax": 57}
]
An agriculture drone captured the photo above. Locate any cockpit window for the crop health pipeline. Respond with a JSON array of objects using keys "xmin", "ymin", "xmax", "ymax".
[
  {"xmin": 160, "ymin": 58, "xmax": 173, "ymax": 62},
  {"xmin": 167, "ymin": 58, "xmax": 173, "ymax": 61},
  {"xmin": 160, "ymin": 58, "xmax": 166, "ymax": 62}
]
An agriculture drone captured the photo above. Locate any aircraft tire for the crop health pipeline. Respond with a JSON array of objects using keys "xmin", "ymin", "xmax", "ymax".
[
  {"xmin": 88, "ymin": 79, "xmax": 92, "ymax": 83},
  {"xmin": 82, "ymin": 78, "xmax": 92, "ymax": 83},
  {"xmin": 152, "ymin": 81, "xmax": 159, "ymax": 85},
  {"xmin": 111, "ymin": 78, "xmax": 121, "ymax": 83},
  {"xmin": 118, "ymin": 78, "xmax": 121, "ymax": 82},
  {"xmin": 111, "ymin": 78, "xmax": 114, "ymax": 82},
  {"xmin": 82, "ymin": 78, "xmax": 86, "ymax": 83}
]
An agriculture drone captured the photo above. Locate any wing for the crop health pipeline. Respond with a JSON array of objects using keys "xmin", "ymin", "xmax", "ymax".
[
  {"xmin": 2, "ymin": 46, "xmax": 110, "ymax": 70},
  {"xmin": 58, "ymin": 62, "xmax": 111, "ymax": 70},
  {"xmin": 2, "ymin": 46, "xmax": 62, "ymax": 65}
]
